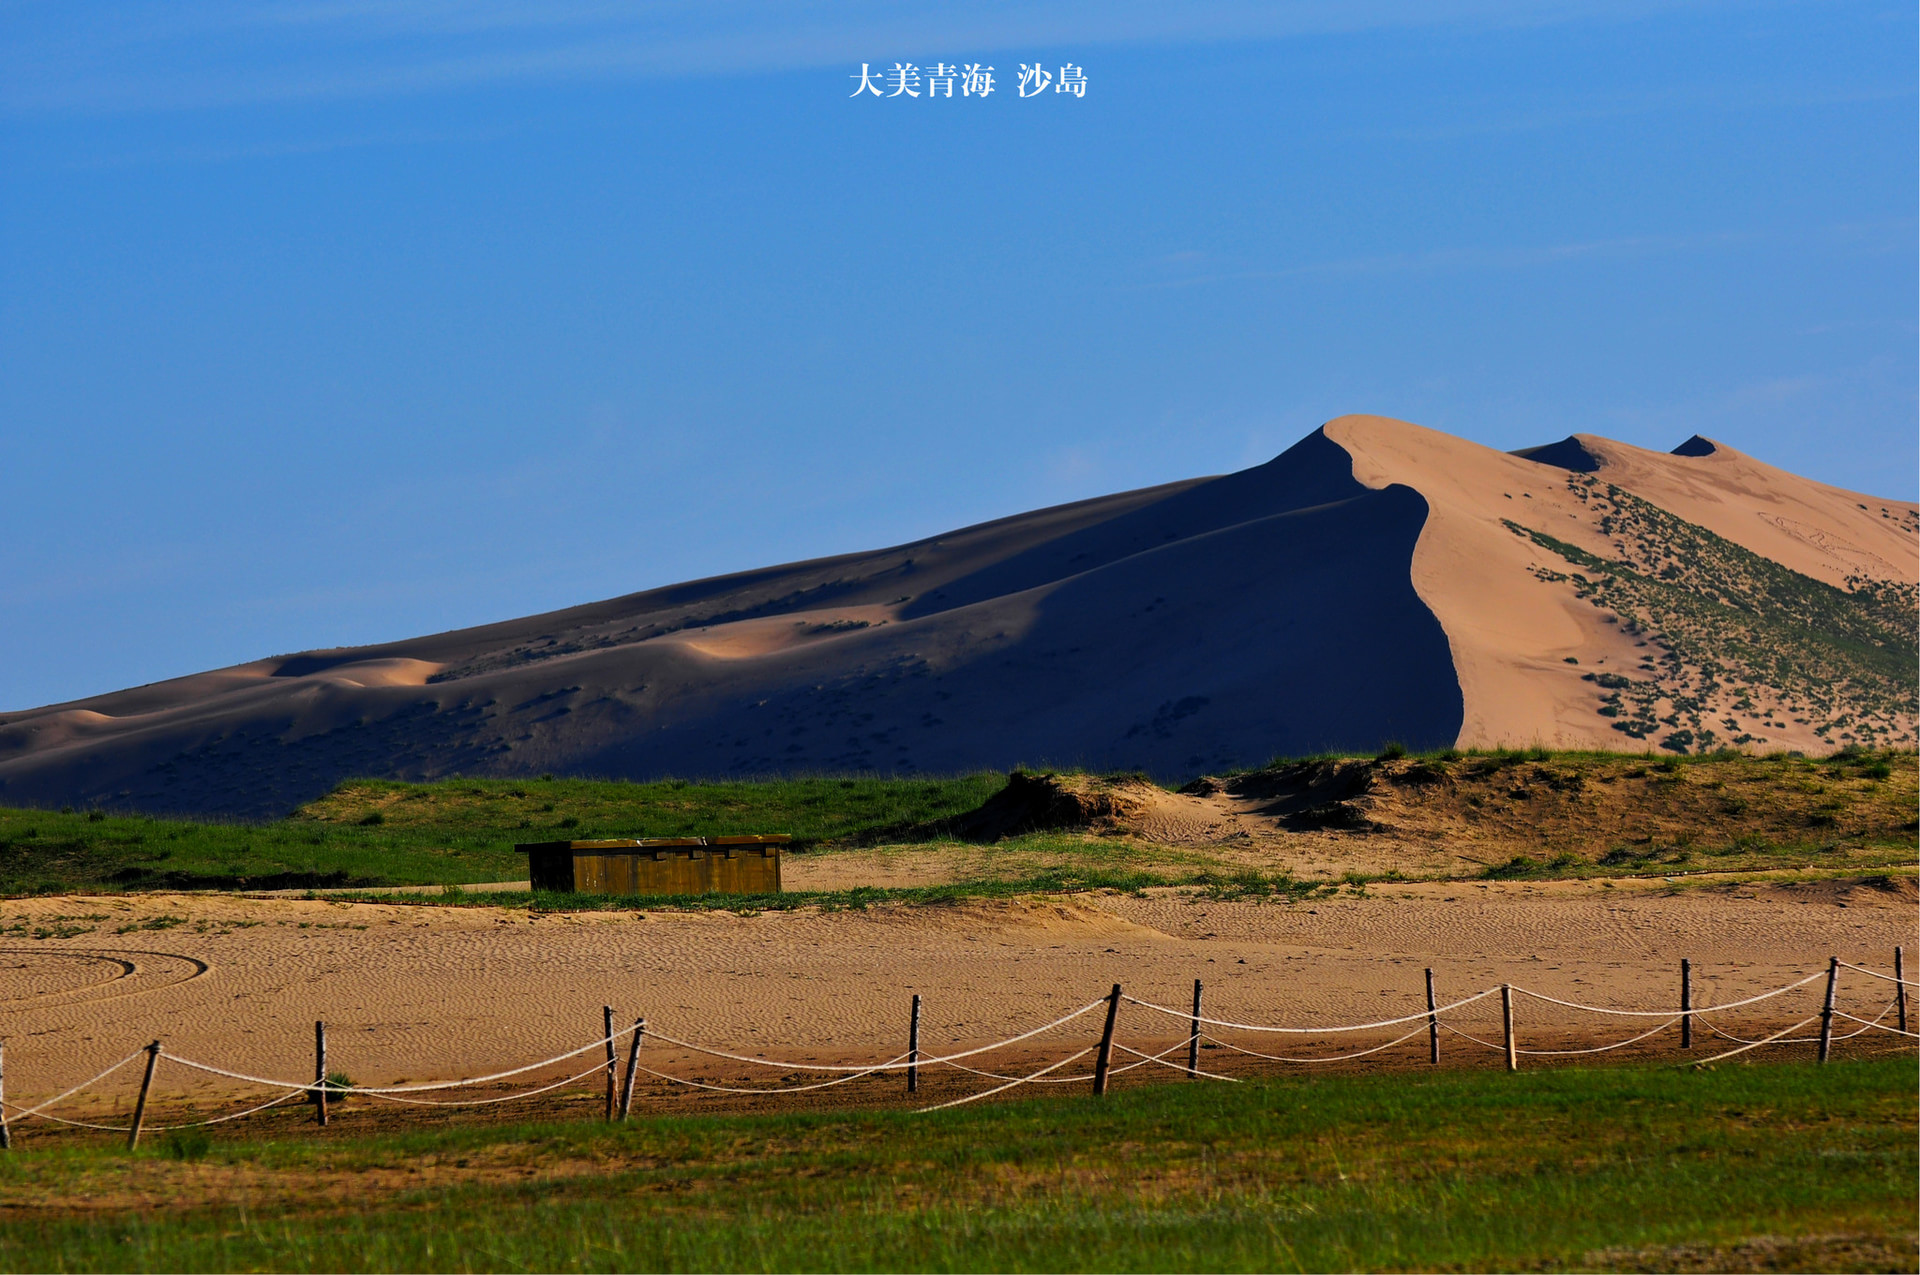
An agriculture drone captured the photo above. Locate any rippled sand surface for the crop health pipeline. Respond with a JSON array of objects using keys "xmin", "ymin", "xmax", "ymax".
[{"xmin": 0, "ymin": 875, "xmax": 1909, "ymax": 1115}]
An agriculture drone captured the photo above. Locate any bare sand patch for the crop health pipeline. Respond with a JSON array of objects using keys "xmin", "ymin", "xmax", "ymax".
[
  {"xmin": 0, "ymin": 878, "xmax": 1908, "ymax": 1123},
  {"xmin": 659, "ymin": 606, "xmax": 903, "ymax": 660},
  {"xmin": 311, "ymin": 658, "xmax": 444, "ymax": 688}
]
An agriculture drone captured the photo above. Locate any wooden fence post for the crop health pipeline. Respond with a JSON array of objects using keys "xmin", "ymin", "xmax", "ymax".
[
  {"xmin": 1680, "ymin": 958, "xmax": 1693, "ymax": 1051},
  {"xmin": 617, "ymin": 1018, "xmax": 644, "ymax": 1121},
  {"xmin": 1425, "ymin": 969, "xmax": 1439, "ymax": 1065},
  {"xmin": 907, "ymin": 995, "xmax": 921, "ymax": 1094},
  {"xmin": 0, "ymin": 1039, "xmax": 11, "ymax": 1150},
  {"xmin": 1186, "ymin": 980, "xmax": 1202, "ymax": 1078},
  {"xmin": 314, "ymin": 1020, "xmax": 328, "ymax": 1127},
  {"xmin": 1500, "ymin": 985, "xmax": 1517, "ymax": 1072},
  {"xmin": 1897, "ymin": 947, "xmax": 1908, "ymax": 1037},
  {"xmin": 1817, "ymin": 957, "xmax": 1838, "ymax": 1063},
  {"xmin": 603, "ymin": 1006, "xmax": 617, "ymax": 1120},
  {"xmin": 127, "ymin": 1041, "xmax": 161, "ymax": 1150},
  {"xmin": 1092, "ymin": 984, "xmax": 1121, "ymax": 1096}
]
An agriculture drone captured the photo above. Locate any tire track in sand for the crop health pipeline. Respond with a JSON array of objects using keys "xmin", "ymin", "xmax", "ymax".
[{"xmin": 0, "ymin": 948, "xmax": 210, "ymax": 1011}]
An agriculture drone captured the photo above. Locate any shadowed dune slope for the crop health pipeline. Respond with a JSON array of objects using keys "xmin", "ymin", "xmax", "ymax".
[
  {"xmin": 2, "ymin": 416, "xmax": 1912, "ymax": 818},
  {"xmin": 0, "ymin": 427, "xmax": 1459, "ymax": 816}
]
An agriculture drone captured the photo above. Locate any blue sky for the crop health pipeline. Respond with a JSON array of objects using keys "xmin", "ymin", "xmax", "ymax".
[{"xmin": 2, "ymin": 0, "xmax": 1914, "ymax": 710}]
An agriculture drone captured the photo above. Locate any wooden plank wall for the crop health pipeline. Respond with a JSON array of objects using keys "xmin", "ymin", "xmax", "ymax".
[{"xmin": 517, "ymin": 837, "xmax": 784, "ymax": 896}]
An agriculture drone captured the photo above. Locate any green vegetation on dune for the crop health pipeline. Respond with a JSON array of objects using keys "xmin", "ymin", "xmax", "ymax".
[
  {"xmin": 0, "ymin": 1060, "xmax": 1909, "ymax": 1272},
  {"xmin": 1403, "ymin": 745, "xmax": 1918, "ymax": 880},
  {"xmin": 0, "ymin": 751, "xmax": 1911, "ymax": 899},
  {"xmin": 0, "ymin": 808, "xmax": 481, "ymax": 895},
  {"xmin": 1506, "ymin": 475, "xmax": 1919, "ymax": 753},
  {"xmin": 294, "ymin": 772, "xmax": 1004, "ymax": 841}
]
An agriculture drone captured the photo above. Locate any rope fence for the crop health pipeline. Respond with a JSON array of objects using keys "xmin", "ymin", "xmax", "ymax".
[{"xmin": 0, "ymin": 946, "xmax": 1909, "ymax": 1149}]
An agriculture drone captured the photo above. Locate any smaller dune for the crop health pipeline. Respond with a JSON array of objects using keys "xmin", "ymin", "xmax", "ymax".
[
  {"xmin": 923, "ymin": 752, "xmax": 1918, "ymax": 874},
  {"xmin": 926, "ymin": 770, "xmax": 1233, "ymax": 844}
]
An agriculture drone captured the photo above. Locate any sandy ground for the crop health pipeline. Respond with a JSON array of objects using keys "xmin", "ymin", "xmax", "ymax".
[{"xmin": 0, "ymin": 875, "xmax": 1911, "ymax": 1122}]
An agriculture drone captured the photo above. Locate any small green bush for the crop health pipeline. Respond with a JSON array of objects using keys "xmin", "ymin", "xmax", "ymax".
[{"xmin": 163, "ymin": 1129, "xmax": 211, "ymax": 1161}]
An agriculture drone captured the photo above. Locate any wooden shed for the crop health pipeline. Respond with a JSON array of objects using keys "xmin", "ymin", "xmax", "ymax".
[{"xmin": 516, "ymin": 836, "xmax": 786, "ymax": 897}]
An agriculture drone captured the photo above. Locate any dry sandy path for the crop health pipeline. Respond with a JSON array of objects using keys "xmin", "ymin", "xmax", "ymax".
[{"xmin": 0, "ymin": 876, "xmax": 1909, "ymax": 1117}]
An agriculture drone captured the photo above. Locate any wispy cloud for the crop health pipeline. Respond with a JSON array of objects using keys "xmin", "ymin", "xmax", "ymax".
[{"xmin": 2, "ymin": 0, "xmax": 1736, "ymax": 115}]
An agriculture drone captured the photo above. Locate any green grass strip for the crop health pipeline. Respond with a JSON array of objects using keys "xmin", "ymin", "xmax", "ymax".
[{"xmin": 0, "ymin": 1058, "xmax": 1910, "ymax": 1272}]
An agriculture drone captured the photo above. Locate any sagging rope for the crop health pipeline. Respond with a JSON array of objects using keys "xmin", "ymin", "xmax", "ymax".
[
  {"xmin": 354, "ymin": 1060, "xmax": 613, "ymax": 1107},
  {"xmin": 1700, "ymin": 1019, "xmax": 1819, "ymax": 1047},
  {"xmin": 58, "ymin": 1089, "xmax": 316, "ymax": 1134},
  {"xmin": 1514, "ymin": 1017, "xmax": 1680, "ymax": 1057},
  {"xmin": 916, "ymin": 1048, "xmax": 1095, "ymax": 1113},
  {"xmin": 1827, "ymin": 998, "xmax": 1901, "ymax": 1042},
  {"xmin": 1109, "ymin": 1040, "xmax": 1237, "ymax": 1082},
  {"xmin": 140, "ymin": 1089, "xmax": 311, "ymax": 1132},
  {"xmin": 635, "ymin": 1020, "xmax": 1177, "ymax": 1094},
  {"xmin": 1836, "ymin": 962, "xmax": 1920, "ymax": 989},
  {"xmin": 936, "ymin": 1035, "xmax": 1197, "ymax": 1086},
  {"xmin": 3, "ymin": 1049, "xmax": 147, "ymax": 1125},
  {"xmin": 13, "ymin": 1054, "xmax": 619, "ymax": 1129},
  {"xmin": 1510, "ymin": 971, "xmax": 1828, "ymax": 1018},
  {"xmin": 1439, "ymin": 1022, "xmax": 1507, "ymax": 1051},
  {"xmin": 1689, "ymin": 1015, "xmax": 1824, "ymax": 1067},
  {"xmin": 1197, "ymin": 1023, "xmax": 1430, "ymax": 1065},
  {"xmin": 643, "ymin": 998, "xmax": 1108, "ymax": 1073},
  {"xmin": 1830, "ymin": 1008, "xmax": 1920, "ymax": 1040},
  {"xmin": 938, "ymin": 1058, "xmax": 1097, "ymax": 1085},
  {"xmin": 163, "ymin": 1030, "xmax": 628, "ymax": 1095},
  {"xmin": 626, "ymin": 1043, "xmax": 1171, "ymax": 1098},
  {"xmin": 1121, "ymin": 986, "xmax": 1499, "ymax": 1034},
  {"xmin": 1701, "ymin": 995, "xmax": 1901, "ymax": 1047},
  {"xmin": 621, "ymin": 1053, "xmax": 911, "ymax": 1096}
]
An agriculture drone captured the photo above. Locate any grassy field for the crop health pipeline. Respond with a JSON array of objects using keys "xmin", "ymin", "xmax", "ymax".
[
  {"xmin": 0, "ymin": 749, "xmax": 1910, "ymax": 902},
  {"xmin": 0, "ymin": 1059, "xmax": 1909, "ymax": 1272},
  {"xmin": 0, "ymin": 774, "xmax": 1005, "ymax": 894}
]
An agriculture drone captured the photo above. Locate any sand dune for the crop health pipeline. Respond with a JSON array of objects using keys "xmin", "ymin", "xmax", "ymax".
[
  {"xmin": 1526, "ymin": 432, "xmax": 1919, "ymax": 587},
  {"xmin": 2, "ymin": 417, "xmax": 1912, "ymax": 816},
  {"xmin": 1336, "ymin": 416, "xmax": 1917, "ymax": 751}
]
